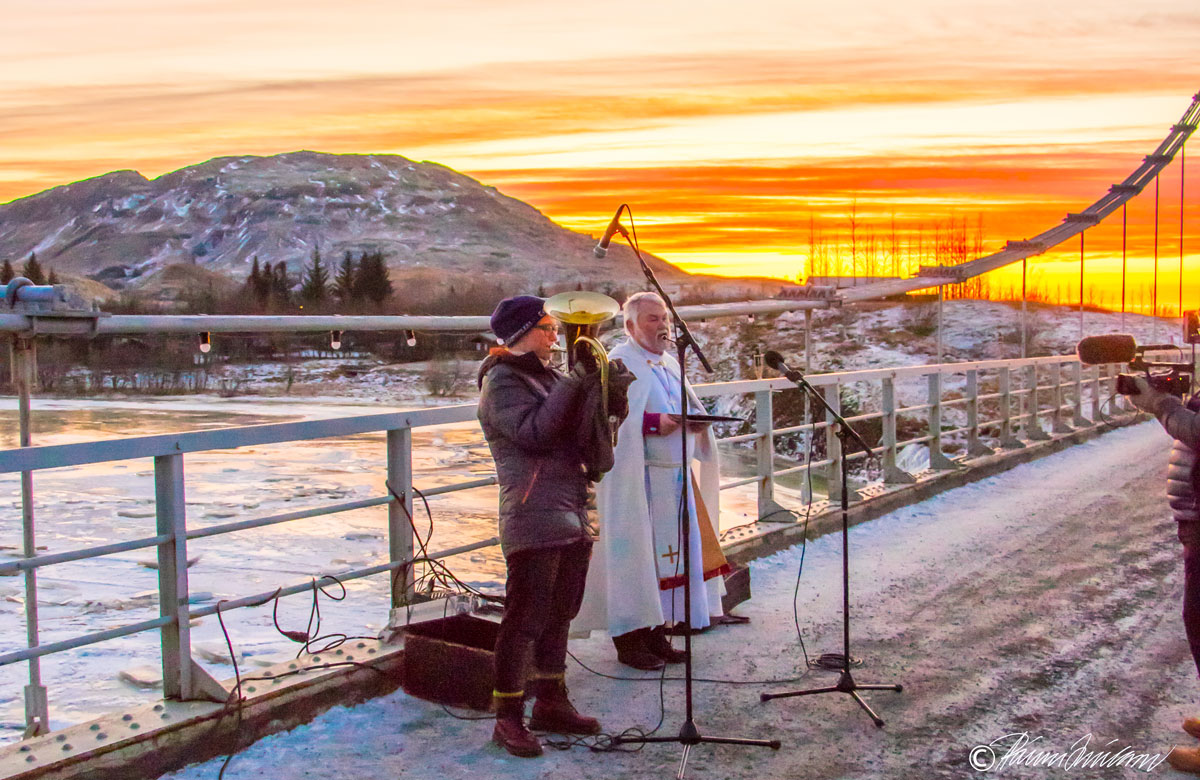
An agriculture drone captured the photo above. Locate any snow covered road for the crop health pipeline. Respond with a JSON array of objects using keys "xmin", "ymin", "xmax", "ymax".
[{"xmin": 164, "ymin": 419, "xmax": 1198, "ymax": 780}]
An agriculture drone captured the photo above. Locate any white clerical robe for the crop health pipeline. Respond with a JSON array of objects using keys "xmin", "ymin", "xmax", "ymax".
[{"xmin": 572, "ymin": 339, "xmax": 727, "ymax": 638}]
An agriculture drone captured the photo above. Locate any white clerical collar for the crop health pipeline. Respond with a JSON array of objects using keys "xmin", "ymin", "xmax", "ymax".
[{"xmin": 626, "ymin": 338, "xmax": 668, "ymax": 366}]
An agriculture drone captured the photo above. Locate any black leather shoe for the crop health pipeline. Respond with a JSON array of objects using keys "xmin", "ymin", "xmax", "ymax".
[
  {"xmin": 643, "ymin": 626, "xmax": 687, "ymax": 664},
  {"xmin": 612, "ymin": 630, "xmax": 665, "ymax": 670}
]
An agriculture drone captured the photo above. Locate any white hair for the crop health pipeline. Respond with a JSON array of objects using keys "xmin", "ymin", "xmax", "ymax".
[{"xmin": 622, "ymin": 291, "xmax": 666, "ymax": 331}]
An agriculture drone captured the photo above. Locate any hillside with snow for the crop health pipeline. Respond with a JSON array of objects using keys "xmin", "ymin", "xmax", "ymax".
[
  {"xmin": 0, "ymin": 152, "xmax": 770, "ymax": 302},
  {"xmin": 165, "ymin": 299, "xmax": 1186, "ymax": 407}
]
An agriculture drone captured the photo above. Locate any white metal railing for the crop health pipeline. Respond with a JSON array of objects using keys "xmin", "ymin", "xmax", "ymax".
[{"xmin": 0, "ymin": 353, "xmax": 1139, "ymax": 735}]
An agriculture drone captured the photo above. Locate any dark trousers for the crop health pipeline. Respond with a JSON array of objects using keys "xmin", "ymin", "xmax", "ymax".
[
  {"xmin": 1182, "ymin": 523, "xmax": 1200, "ymax": 677},
  {"xmin": 493, "ymin": 540, "xmax": 592, "ymax": 695}
]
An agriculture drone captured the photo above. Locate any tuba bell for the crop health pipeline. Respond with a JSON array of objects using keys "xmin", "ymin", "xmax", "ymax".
[{"xmin": 543, "ymin": 291, "xmax": 620, "ymax": 418}]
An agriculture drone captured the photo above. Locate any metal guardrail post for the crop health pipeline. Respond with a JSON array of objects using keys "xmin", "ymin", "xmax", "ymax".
[
  {"xmin": 1072, "ymin": 362, "xmax": 1090, "ymax": 427},
  {"xmin": 1091, "ymin": 364, "xmax": 1102, "ymax": 420},
  {"xmin": 387, "ymin": 428, "xmax": 415, "ymax": 608},
  {"xmin": 1025, "ymin": 364, "xmax": 1050, "ymax": 441},
  {"xmin": 998, "ymin": 366, "xmax": 1024, "ymax": 449},
  {"xmin": 155, "ymin": 453, "xmax": 194, "ymax": 700},
  {"xmin": 966, "ymin": 369, "xmax": 995, "ymax": 457},
  {"xmin": 13, "ymin": 336, "xmax": 49, "ymax": 737},
  {"xmin": 1109, "ymin": 364, "xmax": 1130, "ymax": 413},
  {"xmin": 754, "ymin": 389, "xmax": 792, "ymax": 521},
  {"xmin": 881, "ymin": 377, "xmax": 915, "ymax": 483},
  {"xmin": 1051, "ymin": 363, "xmax": 1073, "ymax": 433},
  {"xmin": 926, "ymin": 373, "xmax": 958, "ymax": 469}
]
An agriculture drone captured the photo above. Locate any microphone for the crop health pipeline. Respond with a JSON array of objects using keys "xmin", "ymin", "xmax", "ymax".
[
  {"xmin": 1076, "ymin": 334, "xmax": 1177, "ymax": 365},
  {"xmin": 593, "ymin": 206, "xmax": 627, "ymax": 258},
  {"xmin": 763, "ymin": 350, "xmax": 803, "ymax": 382},
  {"xmin": 1076, "ymin": 334, "xmax": 1136, "ymax": 365}
]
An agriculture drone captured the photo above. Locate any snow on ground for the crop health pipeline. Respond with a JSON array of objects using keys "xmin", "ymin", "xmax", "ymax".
[
  {"xmin": 1, "ymin": 299, "xmax": 1193, "ymax": 759},
  {"xmin": 36, "ymin": 300, "xmax": 1187, "ymax": 408},
  {"xmin": 162, "ymin": 419, "xmax": 1198, "ymax": 780}
]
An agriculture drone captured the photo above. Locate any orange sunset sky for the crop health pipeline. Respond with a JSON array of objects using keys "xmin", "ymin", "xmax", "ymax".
[{"xmin": 2, "ymin": 0, "xmax": 1199, "ymax": 311}]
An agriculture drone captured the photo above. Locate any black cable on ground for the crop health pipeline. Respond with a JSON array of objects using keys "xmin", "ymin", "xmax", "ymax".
[
  {"xmin": 547, "ymin": 646, "xmax": 670, "ymax": 753},
  {"xmin": 385, "ymin": 480, "xmax": 503, "ymax": 606},
  {"xmin": 565, "ymin": 649, "xmax": 811, "ymax": 687},
  {"xmin": 1095, "ymin": 389, "xmax": 1145, "ymax": 430},
  {"xmin": 212, "ymin": 589, "xmax": 400, "ymax": 780}
]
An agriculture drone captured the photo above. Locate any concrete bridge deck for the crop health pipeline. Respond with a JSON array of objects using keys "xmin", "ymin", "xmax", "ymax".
[{"xmin": 161, "ymin": 420, "xmax": 1197, "ymax": 780}]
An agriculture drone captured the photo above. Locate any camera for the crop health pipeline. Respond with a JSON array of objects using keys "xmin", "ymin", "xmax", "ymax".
[
  {"xmin": 1115, "ymin": 371, "xmax": 1192, "ymax": 397},
  {"xmin": 1076, "ymin": 333, "xmax": 1194, "ymax": 399}
]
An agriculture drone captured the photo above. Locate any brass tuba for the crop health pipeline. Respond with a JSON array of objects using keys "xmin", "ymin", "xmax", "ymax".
[{"xmin": 544, "ymin": 291, "xmax": 620, "ymax": 418}]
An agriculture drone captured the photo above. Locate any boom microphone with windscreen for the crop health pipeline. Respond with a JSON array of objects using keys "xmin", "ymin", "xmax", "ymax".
[
  {"xmin": 1077, "ymin": 334, "xmax": 1136, "ymax": 365},
  {"xmin": 1075, "ymin": 333, "xmax": 1192, "ymax": 396},
  {"xmin": 1076, "ymin": 334, "xmax": 1176, "ymax": 365}
]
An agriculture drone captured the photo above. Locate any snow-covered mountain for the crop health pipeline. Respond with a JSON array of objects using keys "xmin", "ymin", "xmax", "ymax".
[{"xmin": 0, "ymin": 151, "xmax": 706, "ymax": 297}]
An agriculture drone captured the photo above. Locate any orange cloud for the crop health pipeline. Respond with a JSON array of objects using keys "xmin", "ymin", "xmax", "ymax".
[{"xmin": 1, "ymin": 18, "xmax": 1196, "ymax": 308}]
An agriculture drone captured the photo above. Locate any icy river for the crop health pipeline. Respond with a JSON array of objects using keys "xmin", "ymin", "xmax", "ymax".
[{"xmin": 0, "ymin": 395, "xmax": 767, "ymax": 742}]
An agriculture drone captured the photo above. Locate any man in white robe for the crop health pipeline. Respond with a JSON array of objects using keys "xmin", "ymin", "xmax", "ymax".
[{"xmin": 572, "ymin": 292, "xmax": 728, "ymax": 670}]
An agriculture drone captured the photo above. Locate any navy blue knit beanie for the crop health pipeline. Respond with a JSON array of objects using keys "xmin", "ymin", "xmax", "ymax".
[{"xmin": 490, "ymin": 295, "xmax": 546, "ymax": 345}]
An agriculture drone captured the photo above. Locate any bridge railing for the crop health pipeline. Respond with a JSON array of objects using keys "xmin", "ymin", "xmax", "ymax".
[
  {"xmin": 0, "ymin": 353, "xmax": 1135, "ymax": 732},
  {"xmin": 702, "ymin": 355, "xmax": 1133, "ymax": 514}
]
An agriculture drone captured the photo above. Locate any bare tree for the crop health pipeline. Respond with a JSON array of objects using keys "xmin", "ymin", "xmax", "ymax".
[
  {"xmin": 847, "ymin": 199, "xmax": 859, "ymax": 283},
  {"xmin": 889, "ymin": 212, "xmax": 900, "ymax": 277},
  {"xmin": 807, "ymin": 213, "xmax": 817, "ymax": 281}
]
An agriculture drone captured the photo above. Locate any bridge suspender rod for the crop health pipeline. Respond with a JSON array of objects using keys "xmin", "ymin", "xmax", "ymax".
[
  {"xmin": 1079, "ymin": 230, "xmax": 1085, "ymax": 340},
  {"xmin": 1021, "ymin": 256, "xmax": 1028, "ymax": 359},
  {"xmin": 1182, "ymin": 143, "xmax": 1187, "ymax": 314},
  {"xmin": 1155, "ymin": 175, "xmax": 1161, "ymax": 336},
  {"xmin": 1122, "ymin": 203, "xmax": 1128, "ymax": 331}
]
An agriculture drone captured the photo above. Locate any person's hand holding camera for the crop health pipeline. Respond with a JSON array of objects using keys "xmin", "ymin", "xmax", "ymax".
[{"xmin": 1128, "ymin": 375, "xmax": 1171, "ymax": 415}]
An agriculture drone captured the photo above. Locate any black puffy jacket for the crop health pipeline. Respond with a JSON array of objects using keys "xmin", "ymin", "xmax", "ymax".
[
  {"xmin": 1160, "ymin": 393, "xmax": 1200, "ymax": 525},
  {"xmin": 477, "ymin": 350, "xmax": 593, "ymax": 557}
]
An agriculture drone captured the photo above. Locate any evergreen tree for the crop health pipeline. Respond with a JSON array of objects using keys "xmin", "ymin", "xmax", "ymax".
[
  {"xmin": 369, "ymin": 252, "xmax": 393, "ymax": 304},
  {"xmin": 0, "ymin": 259, "xmax": 14, "ymax": 284},
  {"xmin": 258, "ymin": 260, "xmax": 272, "ymax": 301},
  {"xmin": 271, "ymin": 262, "xmax": 292, "ymax": 307},
  {"xmin": 354, "ymin": 251, "xmax": 393, "ymax": 306},
  {"xmin": 299, "ymin": 248, "xmax": 329, "ymax": 305},
  {"xmin": 47, "ymin": 268, "xmax": 60, "ymax": 285},
  {"xmin": 351, "ymin": 251, "xmax": 373, "ymax": 301},
  {"xmin": 334, "ymin": 252, "xmax": 357, "ymax": 305},
  {"xmin": 247, "ymin": 256, "xmax": 271, "ymax": 305},
  {"xmin": 22, "ymin": 252, "xmax": 45, "ymax": 285}
]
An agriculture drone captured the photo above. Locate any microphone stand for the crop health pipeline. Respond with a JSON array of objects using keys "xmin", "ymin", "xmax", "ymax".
[
  {"xmin": 759, "ymin": 364, "xmax": 903, "ymax": 726},
  {"xmin": 607, "ymin": 210, "xmax": 780, "ymax": 777}
]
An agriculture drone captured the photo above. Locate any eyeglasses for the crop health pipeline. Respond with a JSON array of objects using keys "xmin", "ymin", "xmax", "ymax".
[{"xmin": 532, "ymin": 324, "xmax": 560, "ymax": 335}]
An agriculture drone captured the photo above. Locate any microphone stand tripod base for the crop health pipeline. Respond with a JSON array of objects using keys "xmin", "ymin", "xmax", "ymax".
[
  {"xmin": 611, "ymin": 720, "xmax": 781, "ymax": 780},
  {"xmin": 603, "ymin": 227, "xmax": 779, "ymax": 780},
  {"xmin": 755, "ymin": 392, "xmax": 904, "ymax": 729},
  {"xmin": 760, "ymin": 671, "xmax": 903, "ymax": 728}
]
